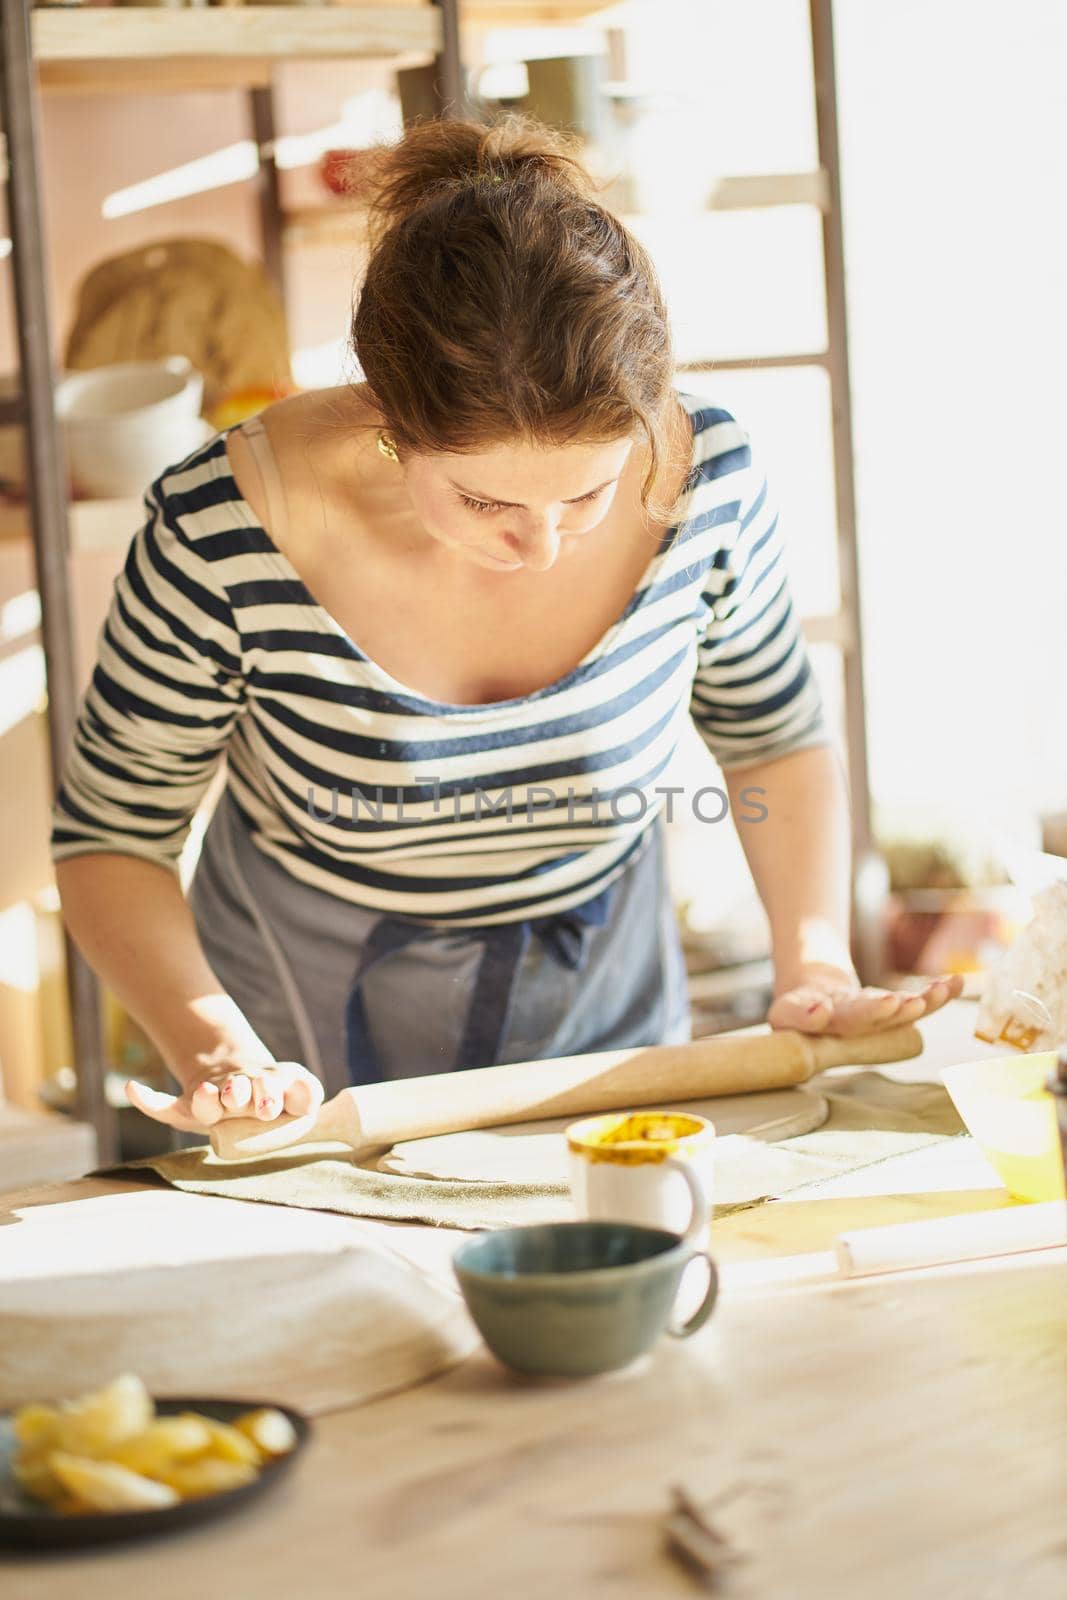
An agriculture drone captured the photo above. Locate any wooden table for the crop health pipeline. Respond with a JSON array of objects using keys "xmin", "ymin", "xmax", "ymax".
[{"xmin": 2, "ymin": 1003, "xmax": 1066, "ymax": 1599}]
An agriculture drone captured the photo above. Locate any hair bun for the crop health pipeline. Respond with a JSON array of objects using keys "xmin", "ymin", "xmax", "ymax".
[
  {"xmin": 363, "ymin": 112, "xmax": 598, "ymax": 243},
  {"xmin": 352, "ymin": 108, "xmax": 680, "ymax": 530}
]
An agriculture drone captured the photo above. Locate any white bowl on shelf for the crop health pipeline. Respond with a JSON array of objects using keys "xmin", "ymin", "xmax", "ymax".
[{"xmin": 56, "ymin": 357, "xmax": 209, "ymax": 500}]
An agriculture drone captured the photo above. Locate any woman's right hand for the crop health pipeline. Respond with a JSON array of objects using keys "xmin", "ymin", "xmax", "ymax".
[{"xmin": 126, "ymin": 1060, "xmax": 325, "ymax": 1134}]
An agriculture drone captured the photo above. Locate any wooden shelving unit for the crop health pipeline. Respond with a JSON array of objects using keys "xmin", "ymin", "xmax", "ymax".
[{"xmin": 0, "ymin": 0, "xmax": 464, "ymax": 1161}]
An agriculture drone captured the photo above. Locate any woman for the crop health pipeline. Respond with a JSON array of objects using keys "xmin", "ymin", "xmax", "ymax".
[{"xmin": 52, "ymin": 116, "xmax": 961, "ymax": 1137}]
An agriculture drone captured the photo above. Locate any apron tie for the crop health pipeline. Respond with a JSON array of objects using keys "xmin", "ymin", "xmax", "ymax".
[{"xmin": 344, "ymin": 876, "xmax": 621, "ymax": 1084}]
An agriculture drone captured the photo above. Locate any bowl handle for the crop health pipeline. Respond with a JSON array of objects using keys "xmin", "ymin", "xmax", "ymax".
[{"xmin": 667, "ymin": 1251, "xmax": 719, "ymax": 1338}]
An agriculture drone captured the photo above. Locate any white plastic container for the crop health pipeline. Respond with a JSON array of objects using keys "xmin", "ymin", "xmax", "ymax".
[{"xmin": 56, "ymin": 357, "xmax": 209, "ymax": 499}]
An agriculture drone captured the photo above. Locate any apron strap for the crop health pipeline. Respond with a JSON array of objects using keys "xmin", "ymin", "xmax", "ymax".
[{"xmin": 344, "ymin": 875, "xmax": 623, "ymax": 1084}]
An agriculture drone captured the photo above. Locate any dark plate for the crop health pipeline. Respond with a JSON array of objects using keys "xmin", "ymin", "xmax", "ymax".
[{"xmin": 0, "ymin": 1397, "xmax": 310, "ymax": 1551}]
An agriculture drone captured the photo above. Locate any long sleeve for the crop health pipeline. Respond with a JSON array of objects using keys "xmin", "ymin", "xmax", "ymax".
[
  {"xmin": 51, "ymin": 481, "xmax": 246, "ymax": 872},
  {"xmin": 689, "ymin": 417, "xmax": 830, "ymax": 769}
]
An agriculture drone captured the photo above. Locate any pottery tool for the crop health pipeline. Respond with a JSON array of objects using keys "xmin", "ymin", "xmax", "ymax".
[
  {"xmin": 664, "ymin": 1483, "xmax": 747, "ymax": 1589},
  {"xmin": 208, "ymin": 1024, "xmax": 923, "ymax": 1161},
  {"xmin": 835, "ymin": 1200, "xmax": 1067, "ymax": 1277}
]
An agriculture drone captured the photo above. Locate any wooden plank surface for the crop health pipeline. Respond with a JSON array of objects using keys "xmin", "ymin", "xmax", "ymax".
[
  {"xmin": 1, "ymin": 1197, "xmax": 1062, "ymax": 1597},
  {"xmin": 33, "ymin": 5, "xmax": 440, "ymax": 93},
  {"xmin": 707, "ymin": 170, "xmax": 831, "ymax": 212},
  {"xmin": 2, "ymin": 1003, "xmax": 1063, "ymax": 1595},
  {"xmin": 32, "ymin": 6, "xmax": 439, "ymax": 60}
]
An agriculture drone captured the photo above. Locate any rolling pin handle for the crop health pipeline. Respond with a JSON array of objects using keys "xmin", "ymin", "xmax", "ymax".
[
  {"xmin": 807, "ymin": 1024, "xmax": 924, "ymax": 1072},
  {"xmin": 207, "ymin": 1093, "xmax": 357, "ymax": 1160}
]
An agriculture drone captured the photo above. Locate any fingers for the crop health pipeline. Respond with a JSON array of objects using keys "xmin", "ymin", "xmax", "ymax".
[
  {"xmin": 127, "ymin": 1078, "xmax": 236, "ymax": 1132},
  {"xmin": 125, "ymin": 1080, "xmax": 201, "ymax": 1133},
  {"xmin": 767, "ymin": 988, "xmax": 834, "ymax": 1034},
  {"xmin": 826, "ymin": 990, "xmax": 909, "ymax": 1037},
  {"xmin": 218, "ymin": 1074, "xmax": 252, "ymax": 1113},
  {"xmin": 128, "ymin": 1064, "xmax": 325, "ymax": 1132},
  {"xmin": 886, "ymin": 992, "xmax": 928, "ymax": 1024},
  {"xmin": 283, "ymin": 1073, "xmax": 323, "ymax": 1117},
  {"xmin": 248, "ymin": 1070, "xmax": 285, "ymax": 1122},
  {"xmin": 816, "ymin": 977, "xmax": 965, "ymax": 1036},
  {"xmin": 189, "ymin": 1080, "xmax": 225, "ymax": 1126},
  {"xmin": 244, "ymin": 1063, "xmax": 322, "ymax": 1122},
  {"xmin": 770, "ymin": 972, "xmax": 965, "ymax": 1039},
  {"xmin": 251, "ymin": 1061, "xmax": 324, "ymax": 1120},
  {"xmin": 858, "ymin": 977, "xmax": 961, "ymax": 1030},
  {"xmin": 917, "ymin": 975, "xmax": 965, "ymax": 1014}
]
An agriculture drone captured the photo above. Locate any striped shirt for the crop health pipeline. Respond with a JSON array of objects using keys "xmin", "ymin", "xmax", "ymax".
[{"xmin": 52, "ymin": 391, "xmax": 829, "ymax": 926}]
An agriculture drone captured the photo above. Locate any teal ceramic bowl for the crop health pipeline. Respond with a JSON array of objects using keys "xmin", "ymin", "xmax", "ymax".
[{"xmin": 453, "ymin": 1220, "xmax": 718, "ymax": 1378}]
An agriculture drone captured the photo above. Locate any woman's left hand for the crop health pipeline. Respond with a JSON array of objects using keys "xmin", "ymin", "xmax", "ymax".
[{"xmin": 768, "ymin": 963, "xmax": 965, "ymax": 1037}]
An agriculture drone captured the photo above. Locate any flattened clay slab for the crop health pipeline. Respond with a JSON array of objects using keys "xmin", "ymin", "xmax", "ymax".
[{"xmin": 376, "ymin": 1087, "xmax": 829, "ymax": 1186}]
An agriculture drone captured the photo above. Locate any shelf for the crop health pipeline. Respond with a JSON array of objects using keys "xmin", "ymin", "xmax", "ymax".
[
  {"xmin": 678, "ymin": 352, "xmax": 831, "ymax": 373},
  {"xmin": 0, "ymin": 496, "xmax": 143, "ymax": 553},
  {"xmin": 707, "ymin": 171, "xmax": 830, "ymax": 213},
  {"xmin": 283, "ymin": 202, "xmax": 370, "ymax": 248},
  {"xmin": 0, "ymin": 1104, "xmax": 97, "ymax": 1194},
  {"xmin": 284, "ymin": 183, "xmax": 832, "ymax": 251},
  {"xmin": 452, "ymin": 0, "xmax": 626, "ymax": 17},
  {"xmin": 801, "ymin": 612, "xmax": 855, "ymax": 651},
  {"xmin": 33, "ymin": 5, "xmax": 441, "ymax": 94}
]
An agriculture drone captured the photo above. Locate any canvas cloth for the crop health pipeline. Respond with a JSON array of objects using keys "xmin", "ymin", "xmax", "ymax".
[{"xmin": 116, "ymin": 1071, "xmax": 967, "ymax": 1231}]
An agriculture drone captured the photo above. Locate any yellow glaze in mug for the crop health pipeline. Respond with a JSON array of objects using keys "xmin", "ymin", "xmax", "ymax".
[{"xmin": 567, "ymin": 1110, "xmax": 715, "ymax": 1166}]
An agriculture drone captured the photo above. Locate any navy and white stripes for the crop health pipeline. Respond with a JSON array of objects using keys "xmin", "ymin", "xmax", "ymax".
[{"xmin": 52, "ymin": 392, "xmax": 828, "ymax": 925}]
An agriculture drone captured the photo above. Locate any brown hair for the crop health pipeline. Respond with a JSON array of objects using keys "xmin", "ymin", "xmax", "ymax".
[{"xmin": 351, "ymin": 114, "xmax": 687, "ymax": 526}]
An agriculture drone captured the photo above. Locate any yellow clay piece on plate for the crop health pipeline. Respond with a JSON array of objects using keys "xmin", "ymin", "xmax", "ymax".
[
  {"xmin": 9, "ymin": 1380, "xmax": 299, "ymax": 1513},
  {"xmin": 52, "ymin": 1375, "xmax": 155, "ymax": 1459},
  {"xmin": 13, "ymin": 1452, "xmax": 65, "ymax": 1504},
  {"xmin": 49, "ymin": 1452, "xmax": 179, "ymax": 1512},
  {"xmin": 189, "ymin": 1416, "xmax": 262, "ymax": 1466},
  {"xmin": 110, "ymin": 1416, "xmax": 214, "ymax": 1476},
  {"xmin": 156, "ymin": 1457, "xmax": 259, "ymax": 1499},
  {"xmin": 13, "ymin": 1405, "xmax": 61, "ymax": 1450},
  {"xmin": 234, "ymin": 1408, "xmax": 297, "ymax": 1457}
]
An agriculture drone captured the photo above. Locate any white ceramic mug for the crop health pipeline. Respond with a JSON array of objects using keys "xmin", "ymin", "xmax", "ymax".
[{"xmin": 566, "ymin": 1110, "xmax": 715, "ymax": 1248}]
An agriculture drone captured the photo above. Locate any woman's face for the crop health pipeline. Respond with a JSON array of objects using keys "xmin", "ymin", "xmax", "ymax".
[{"xmin": 398, "ymin": 433, "xmax": 638, "ymax": 574}]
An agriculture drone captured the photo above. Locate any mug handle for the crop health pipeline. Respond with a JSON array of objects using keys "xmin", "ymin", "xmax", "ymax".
[
  {"xmin": 667, "ymin": 1251, "xmax": 719, "ymax": 1339},
  {"xmin": 664, "ymin": 1154, "xmax": 710, "ymax": 1249}
]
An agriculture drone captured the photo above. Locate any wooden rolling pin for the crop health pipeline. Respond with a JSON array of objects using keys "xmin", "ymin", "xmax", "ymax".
[
  {"xmin": 208, "ymin": 1023, "xmax": 923, "ymax": 1161},
  {"xmin": 835, "ymin": 1202, "xmax": 1067, "ymax": 1278}
]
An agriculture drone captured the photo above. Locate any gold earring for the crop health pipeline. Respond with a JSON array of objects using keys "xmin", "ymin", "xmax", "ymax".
[{"xmin": 377, "ymin": 429, "xmax": 400, "ymax": 462}]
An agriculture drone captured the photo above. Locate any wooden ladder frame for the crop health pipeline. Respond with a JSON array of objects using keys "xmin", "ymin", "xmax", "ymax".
[{"xmin": 0, "ymin": 0, "xmax": 463, "ymax": 1160}]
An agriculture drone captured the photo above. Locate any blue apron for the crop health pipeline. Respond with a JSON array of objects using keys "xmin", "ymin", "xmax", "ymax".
[{"xmin": 189, "ymin": 791, "xmax": 691, "ymax": 1098}]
